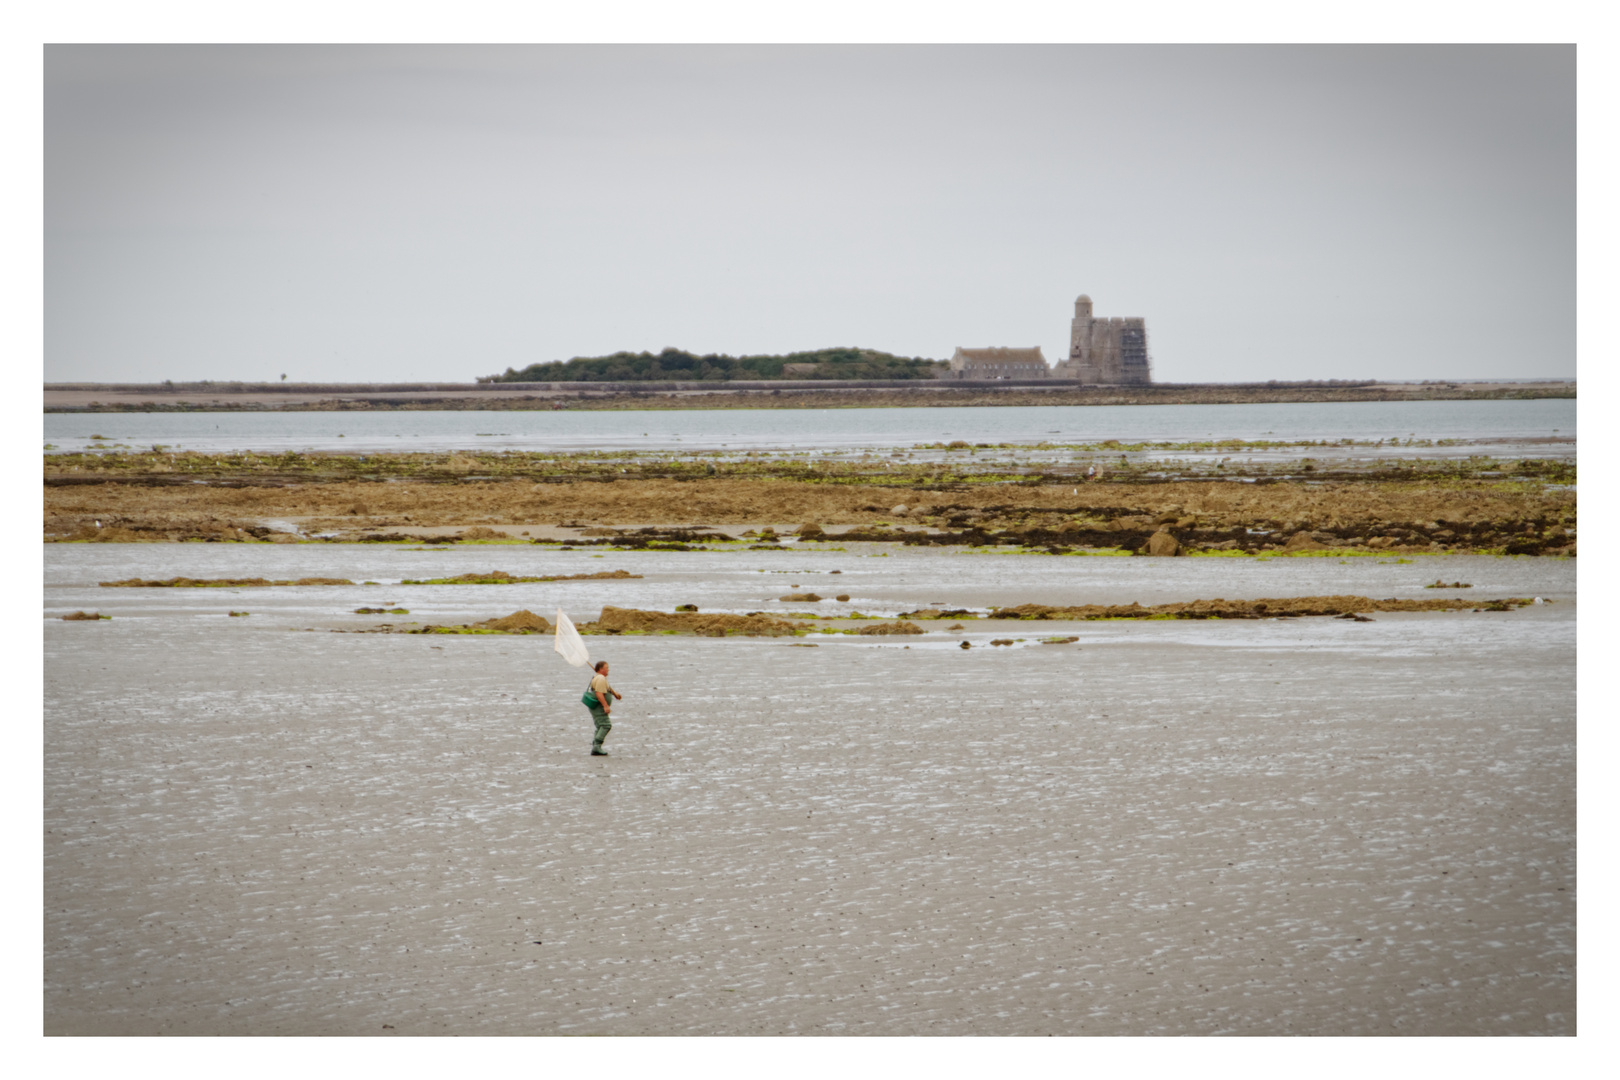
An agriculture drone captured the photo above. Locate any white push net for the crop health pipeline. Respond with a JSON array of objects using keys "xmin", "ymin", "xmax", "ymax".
[{"xmin": 553, "ymin": 608, "xmax": 591, "ymax": 668}]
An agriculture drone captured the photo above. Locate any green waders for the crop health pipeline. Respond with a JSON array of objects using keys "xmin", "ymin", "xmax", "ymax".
[{"xmin": 589, "ymin": 703, "xmax": 612, "ymax": 753}]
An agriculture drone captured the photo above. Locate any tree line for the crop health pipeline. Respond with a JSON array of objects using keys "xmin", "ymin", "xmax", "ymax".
[{"xmin": 482, "ymin": 347, "xmax": 945, "ymax": 382}]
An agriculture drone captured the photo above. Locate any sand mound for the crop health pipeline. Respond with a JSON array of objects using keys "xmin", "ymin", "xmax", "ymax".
[
  {"xmin": 592, "ymin": 606, "xmax": 803, "ymax": 637},
  {"xmin": 856, "ymin": 621, "xmax": 925, "ymax": 635},
  {"xmin": 477, "ymin": 609, "xmax": 552, "ymax": 633}
]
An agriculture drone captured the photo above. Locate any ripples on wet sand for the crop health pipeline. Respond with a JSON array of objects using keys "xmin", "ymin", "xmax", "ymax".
[{"xmin": 44, "ymin": 548, "xmax": 1574, "ymax": 1035}]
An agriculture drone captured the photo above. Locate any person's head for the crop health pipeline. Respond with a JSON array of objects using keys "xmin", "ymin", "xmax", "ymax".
[{"xmin": 594, "ymin": 660, "xmax": 608, "ymax": 674}]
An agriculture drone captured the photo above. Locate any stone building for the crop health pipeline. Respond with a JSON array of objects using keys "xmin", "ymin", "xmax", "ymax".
[
  {"xmin": 945, "ymin": 346, "xmax": 1049, "ymax": 380},
  {"xmin": 1052, "ymin": 295, "xmax": 1152, "ymax": 385}
]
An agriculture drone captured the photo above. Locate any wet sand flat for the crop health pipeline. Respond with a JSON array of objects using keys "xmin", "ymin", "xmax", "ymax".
[{"xmin": 44, "ymin": 568, "xmax": 1574, "ymax": 1034}]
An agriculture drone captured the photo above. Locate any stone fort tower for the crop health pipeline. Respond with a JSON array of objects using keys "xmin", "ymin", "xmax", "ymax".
[{"xmin": 1054, "ymin": 295, "xmax": 1152, "ymax": 385}]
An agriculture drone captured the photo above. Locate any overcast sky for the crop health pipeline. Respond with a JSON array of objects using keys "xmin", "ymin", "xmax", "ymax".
[{"xmin": 44, "ymin": 44, "xmax": 1574, "ymax": 384}]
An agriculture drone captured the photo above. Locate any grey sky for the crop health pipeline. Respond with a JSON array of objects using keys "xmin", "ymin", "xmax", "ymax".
[{"xmin": 45, "ymin": 45, "xmax": 1574, "ymax": 384}]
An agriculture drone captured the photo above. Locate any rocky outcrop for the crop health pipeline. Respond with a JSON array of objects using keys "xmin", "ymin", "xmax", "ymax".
[
  {"xmin": 1144, "ymin": 529, "xmax": 1182, "ymax": 556},
  {"xmin": 476, "ymin": 610, "xmax": 551, "ymax": 632}
]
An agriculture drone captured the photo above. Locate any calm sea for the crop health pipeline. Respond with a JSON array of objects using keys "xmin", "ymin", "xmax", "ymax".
[{"xmin": 43, "ymin": 398, "xmax": 1574, "ymax": 455}]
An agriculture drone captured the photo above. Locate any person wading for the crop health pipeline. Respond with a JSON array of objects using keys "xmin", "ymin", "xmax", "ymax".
[{"xmin": 583, "ymin": 660, "xmax": 623, "ymax": 756}]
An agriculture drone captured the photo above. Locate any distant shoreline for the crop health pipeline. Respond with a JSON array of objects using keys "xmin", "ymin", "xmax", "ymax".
[{"xmin": 44, "ymin": 379, "xmax": 1575, "ymax": 413}]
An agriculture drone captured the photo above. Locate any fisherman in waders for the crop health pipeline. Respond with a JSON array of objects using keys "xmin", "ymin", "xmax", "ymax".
[{"xmin": 584, "ymin": 660, "xmax": 622, "ymax": 756}]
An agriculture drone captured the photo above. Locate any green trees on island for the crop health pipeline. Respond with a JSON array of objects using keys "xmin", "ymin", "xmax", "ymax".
[{"xmin": 481, "ymin": 346, "xmax": 945, "ymax": 383}]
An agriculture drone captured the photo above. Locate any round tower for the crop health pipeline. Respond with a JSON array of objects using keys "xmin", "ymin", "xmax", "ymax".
[{"xmin": 1069, "ymin": 294, "xmax": 1095, "ymax": 364}]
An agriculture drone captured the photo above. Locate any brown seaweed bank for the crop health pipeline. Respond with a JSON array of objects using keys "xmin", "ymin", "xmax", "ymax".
[
  {"xmin": 45, "ymin": 470, "xmax": 1574, "ymax": 555},
  {"xmin": 971, "ymin": 595, "xmax": 1538, "ymax": 620},
  {"xmin": 593, "ymin": 606, "xmax": 805, "ymax": 637}
]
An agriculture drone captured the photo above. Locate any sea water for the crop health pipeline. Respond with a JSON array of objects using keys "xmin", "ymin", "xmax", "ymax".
[{"xmin": 44, "ymin": 397, "xmax": 1575, "ymax": 455}]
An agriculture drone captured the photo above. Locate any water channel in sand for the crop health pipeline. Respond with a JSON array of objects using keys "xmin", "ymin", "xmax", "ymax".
[
  {"xmin": 45, "ymin": 397, "xmax": 1575, "ymax": 455},
  {"xmin": 44, "ymin": 543, "xmax": 1575, "ymax": 1034}
]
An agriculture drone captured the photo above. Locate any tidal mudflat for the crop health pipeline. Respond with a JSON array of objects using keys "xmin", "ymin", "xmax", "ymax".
[{"xmin": 44, "ymin": 543, "xmax": 1574, "ymax": 1034}]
